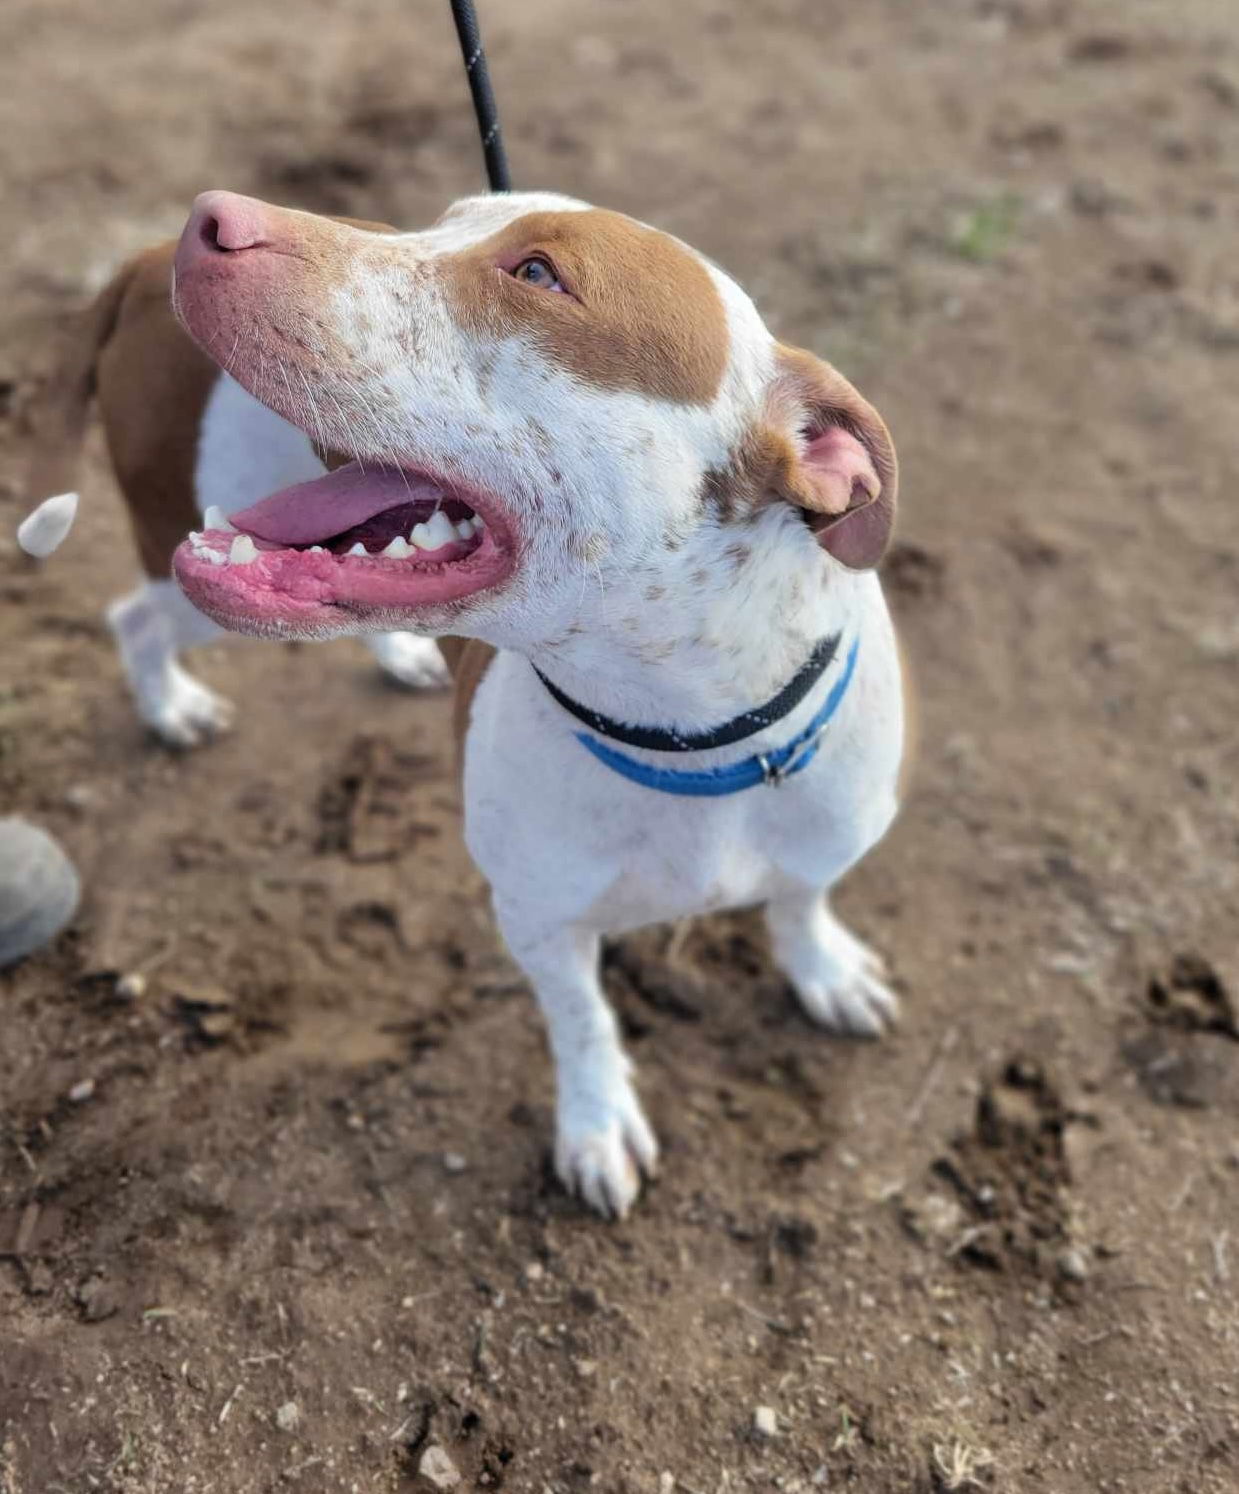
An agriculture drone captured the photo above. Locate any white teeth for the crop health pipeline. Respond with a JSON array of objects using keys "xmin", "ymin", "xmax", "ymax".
[
  {"xmin": 383, "ymin": 535, "xmax": 412, "ymax": 558},
  {"xmin": 203, "ymin": 506, "xmax": 236, "ymax": 533},
  {"xmin": 309, "ymin": 545, "xmax": 325, "ymax": 553},
  {"xmin": 454, "ymin": 519, "xmax": 474, "ymax": 539},
  {"xmin": 409, "ymin": 522, "xmax": 434, "ymax": 551},
  {"xmin": 473, "ymin": 514, "xmax": 485, "ymax": 531},
  {"xmin": 348, "ymin": 542, "xmax": 368, "ymax": 557},
  {"xmin": 423, "ymin": 511, "xmax": 456, "ymax": 549},
  {"xmin": 229, "ymin": 534, "xmax": 258, "ymax": 566},
  {"xmin": 188, "ymin": 530, "xmax": 203, "ymax": 543},
  {"xmin": 205, "ymin": 548, "xmax": 227, "ymax": 566}
]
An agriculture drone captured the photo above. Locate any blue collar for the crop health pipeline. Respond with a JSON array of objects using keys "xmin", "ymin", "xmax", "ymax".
[{"xmin": 565, "ymin": 638, "xmax": 859, "ymax": 797}]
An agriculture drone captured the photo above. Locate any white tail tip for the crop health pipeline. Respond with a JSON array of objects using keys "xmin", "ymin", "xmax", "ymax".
[{"xmin": 17, "ymin": 492, "xmax": 79, "ymax": 558}]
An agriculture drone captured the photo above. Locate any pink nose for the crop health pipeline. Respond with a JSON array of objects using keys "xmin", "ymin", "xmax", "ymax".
[{"xmin": 182, "ymin": 190, "xmax": 274, "ymax": 258}]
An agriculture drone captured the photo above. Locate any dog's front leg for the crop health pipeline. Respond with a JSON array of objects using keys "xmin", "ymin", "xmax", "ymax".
[{"xmin": 497, "ymin": 914, "xmax": 658, "ymax": 1219}]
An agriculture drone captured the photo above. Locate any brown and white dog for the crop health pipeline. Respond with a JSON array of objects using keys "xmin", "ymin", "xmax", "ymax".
[{"xmin": 21, "ymin": 190, "xmax": 906, "ymax": 1216}]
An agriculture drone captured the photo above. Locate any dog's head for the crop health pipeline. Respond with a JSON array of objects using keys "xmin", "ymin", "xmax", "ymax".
[{"xmin": 172, "ymin": 190, "xmax": 897, "ymax": 644}]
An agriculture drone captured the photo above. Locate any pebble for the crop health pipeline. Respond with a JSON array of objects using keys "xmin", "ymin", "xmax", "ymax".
[
  {"xmin": 753, "ymin": 1406, "xmax": 778, "ymax": 1438},
  {"xmin": 1058, "ymin": 1247, "xmax": 1090, "ymax": 1282},
  {"xmin": 659, "ymin": 1474, "xmax": 675, "ymax": 1494},
  {"xmin": 275, "ymin": 1401, "xmax": 301, "ymax": 1432},
  {"xmin": 443, "ymin": 1152, "xmax": 468, "ymax": 1174},
  {"xmin": 418, "ymin": 1444, "xmax": 462, "ymax": 1490},
  {"xmin": 68, "ymin": 1079, "xmax": 95, "ymax": 1104},
  {"xmin": 115, "ymin": 972, "xmax": 147, "ymax": 1001}
]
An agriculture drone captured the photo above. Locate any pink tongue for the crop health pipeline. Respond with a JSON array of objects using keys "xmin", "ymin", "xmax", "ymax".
[{"xmin": 231, "ymin": 463, "xmax": 445, "ymax": 546}]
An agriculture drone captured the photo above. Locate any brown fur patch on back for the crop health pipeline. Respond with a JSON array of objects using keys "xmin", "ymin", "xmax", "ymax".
[
  {"xmin": 439, "ymin": 210, "xmax": 728, "ymax": 405},
  {"xmin": 94, "ymin": 244, "xmax": 220, "ymax": 576}
]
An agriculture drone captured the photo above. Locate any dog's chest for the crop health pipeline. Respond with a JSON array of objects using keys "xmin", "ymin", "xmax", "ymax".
[{"xmin": 462, "ymin": 628, "xmax": 902, "ymax": 938}]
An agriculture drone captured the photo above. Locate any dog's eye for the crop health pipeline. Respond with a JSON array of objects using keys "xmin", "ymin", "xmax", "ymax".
[{"xmin": 510, "ymin": 256, "xmax": 564, "ymax": 293}]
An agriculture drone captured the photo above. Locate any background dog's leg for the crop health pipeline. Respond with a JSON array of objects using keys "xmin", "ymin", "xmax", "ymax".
[
  {"xmin": 106, "ymin": 579, "xmax": 235, "ymax": 748},
  {"xmin": 365, "ymin": 633, "xmax": 450, "ymax": 691},
  {"xmin": 499, "ymin": 917, "xmax": 657, "ymax": 1219},
  {"xmin": 766, "ymin": 883, "xmax": 897, "ymax": 1037}
]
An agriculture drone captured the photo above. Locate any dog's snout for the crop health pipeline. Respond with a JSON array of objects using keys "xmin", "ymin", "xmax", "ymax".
[{"xmin": 186, "ymin": 190, "xmax": 270, "ymax": 255}]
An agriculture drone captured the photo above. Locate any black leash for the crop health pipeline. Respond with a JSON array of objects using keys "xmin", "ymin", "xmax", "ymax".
[{"xmin": 449, "ymin": 0, "xmax": 511, "ymax": 192}]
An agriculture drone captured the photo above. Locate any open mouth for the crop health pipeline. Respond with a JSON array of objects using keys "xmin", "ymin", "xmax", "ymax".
[{"xmin": 172, "ymin": 462, "xmax": 516, "ymax": 634}]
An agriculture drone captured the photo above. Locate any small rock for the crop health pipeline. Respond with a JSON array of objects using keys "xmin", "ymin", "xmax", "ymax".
[
  {"xmin": 1058, "ymin": 1247, "xmax": 1090, "ymax": 1282},
  {"xmin": 418, "ymin": 1444, "xmax": 461, "ymax": 1490},
  {"xmin": 64, "ymin": 784, "xmax": 97, "ymax": 812},
  {"xmin": 114, "ymin": 971, "xmax": 147, "ymax": 1001},
  {"xmin": 275, "ymin": 1401, "xmax": 301, "ymax": 1432},
  {"xmin": 753, "ymin": 1406, "xmax": 778, "ymax": 1438},
  {"xmin": 443, "ymin": 1152, "xmax": 467, "ymax": 1174},
  {"xmin": 658, "ymin": 1474, "xmax": 676, "ymax": 1494},
  {"xmin": 75, "ymin": 1276, "xmax": 118, "ymax": 1322},
  {"xmin": 573, "ymin": 1357, "xmax": 597, "ymax": 1379},
  {"xmin": 68, "ymin": 1079, "xmax": 95, "ymax": 1104},
  {"xmin": 0, "ymin": 818, "xmax": 81, "ymax": 969},
  {"xmin": 525, "ymin": 1261, "xmax": 544, "ymax": 1283}
]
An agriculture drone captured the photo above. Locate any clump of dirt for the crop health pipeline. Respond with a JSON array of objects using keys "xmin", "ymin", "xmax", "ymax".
[
  {"xmin": 1145, "ymin": 953, "xmax": 1237, "ymax": 1039},
  {"xmin": 317, "ymin": 733, "xmax": 441, "ymax": 861},
  {"xmin": 912, "ymin": 1059, "xmax": 1076, "ymax": 1276}
]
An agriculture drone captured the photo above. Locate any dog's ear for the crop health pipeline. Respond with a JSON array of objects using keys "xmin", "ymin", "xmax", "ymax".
[{"xmin": 768, "ymin": 345, "xmax": 898, "ymax": 570}]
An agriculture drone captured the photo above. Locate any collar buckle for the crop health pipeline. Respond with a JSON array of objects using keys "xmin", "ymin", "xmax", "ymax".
[{"xmin": 758, "ymin": 753, "xmax": 785, "ymax": 787}]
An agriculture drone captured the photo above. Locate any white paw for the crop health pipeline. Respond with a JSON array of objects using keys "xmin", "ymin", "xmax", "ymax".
[
  {"xmin": 820, "ymin": 909, "xmax": 888, "ymax": 979},
  {"xmin": 142, "ymin": 666, "xmax": 235, "ymax": 748},
  {"xmin": 794, "ymin": 965, "xmax": 898, "ymax": 1037},
  {"xmin": 368, "ymin": 633, "xmax": 449, "ymax": 690},
  {"xmin": 773, "ymin": 907, "xmax": 898, "ymax": 1037},
  {"xmin": 555, "ymin": 1082, "xmax": 659, "ymax": 1220}
]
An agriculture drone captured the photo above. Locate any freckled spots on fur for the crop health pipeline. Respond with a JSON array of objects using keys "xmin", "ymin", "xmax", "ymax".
[
  {"xmin": 525, "ymin": 417, "xmax": 554, "ymax": 458},
  {"xmin": 638, "ymin": 639, "xmax": 678, "ymax": 662},
  {"xmin": 690, "ymin": 568, "xmax": 709, "ymax": 586},
  {"xmin": 567, "ymin": 532, "xmax": 608, "ymax": 565},
  {"xmin": 644, "ymin": 584, "xmax": 666, "ymax": 602},
  {"xmin": 476, "ymin": 355, "xmax": 496, "ymax": 399},
  {"xmin": 724, "ymin": 542, "xmax": 752, "ymax": 570},
  {"xmin": 547, "ymin": 467, "xmax": 563, "ymax": 485}
]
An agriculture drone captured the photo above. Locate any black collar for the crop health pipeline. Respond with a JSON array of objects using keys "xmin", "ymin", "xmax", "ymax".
[{"xmin": 534, "ymin": 633, "xmax": 841, "ymax": 754}]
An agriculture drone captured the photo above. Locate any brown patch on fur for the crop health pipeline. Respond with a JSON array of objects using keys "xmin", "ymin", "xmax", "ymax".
[
  {"xmin": 643, "ymin": 584, "xmax": 667, "ymax": 601},
  {"xmin": 705, "ymin": 347, "xmax": 897, "ymax": 570},
  {"xmin": 89, "ymin": 244, "xmax": 220, "ymax": 575},
  {"xmin": 701, "ymin": 424, "xmax": 793, "ymax": 524},
  {"xmin": 439, "ymin": 209, "xmax": 728, "ymax": 405},
  {"xmin": 437, "ymin": 636, "xmax": 498, "ymax": 779}
]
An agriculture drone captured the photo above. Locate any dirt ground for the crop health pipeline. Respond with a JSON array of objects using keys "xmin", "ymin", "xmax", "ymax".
[{"xmin": 2, "ymin": 0, "xmax": 1238, "ymax": 1489}]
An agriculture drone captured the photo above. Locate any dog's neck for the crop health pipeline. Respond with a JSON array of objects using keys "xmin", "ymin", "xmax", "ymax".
[{"xmin": 523, "ymin": 511, "xmax": 872, "ymax": 736}]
